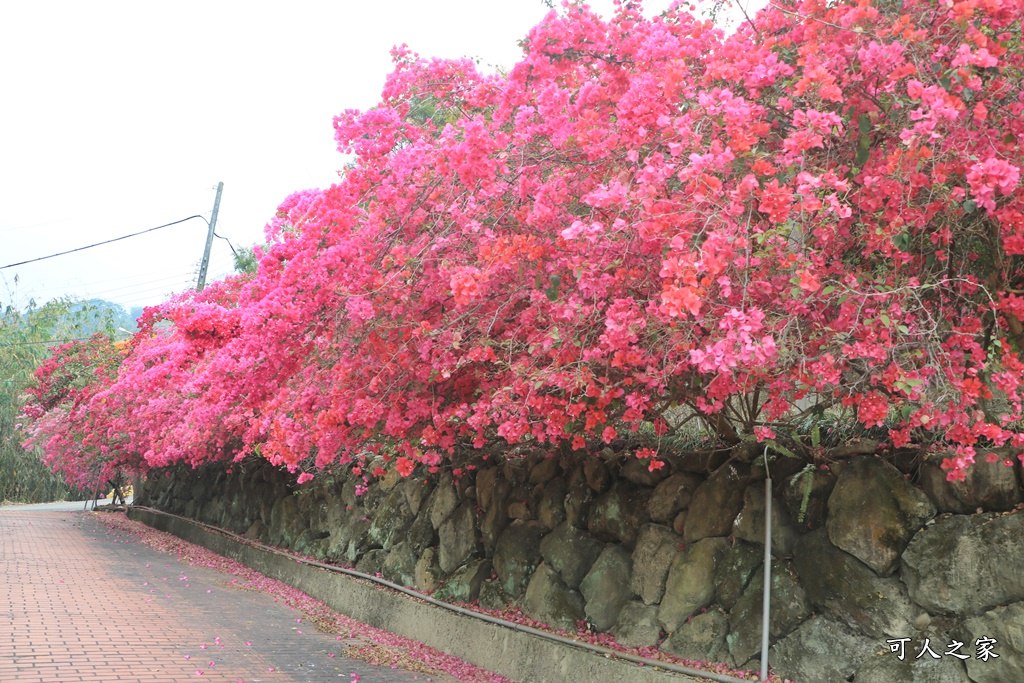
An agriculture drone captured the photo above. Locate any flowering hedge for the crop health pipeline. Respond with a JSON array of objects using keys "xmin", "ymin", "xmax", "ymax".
[
  {"xmin": 21, "ymin": 335, "xmax": 128, "ymax": 489},
  {"xmin": 24, "ymin": 0, "xmax": 1024, "ymax": 487}
]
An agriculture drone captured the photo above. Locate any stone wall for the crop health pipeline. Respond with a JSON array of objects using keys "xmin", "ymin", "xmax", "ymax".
[{"xmin": 136, "ymin": 448, "xmax": 1024, "ymax": 683}]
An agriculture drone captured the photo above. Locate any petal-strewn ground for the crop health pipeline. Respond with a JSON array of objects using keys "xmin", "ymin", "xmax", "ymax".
[{"xmin": 0, "ymin": 507, "xmax": 503, "ymax": 682}]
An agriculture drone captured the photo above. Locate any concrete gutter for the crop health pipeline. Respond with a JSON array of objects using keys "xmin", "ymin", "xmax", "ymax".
[{"xmin": 128, "ymin": 507, "xmax": 745, "ymax": 683}]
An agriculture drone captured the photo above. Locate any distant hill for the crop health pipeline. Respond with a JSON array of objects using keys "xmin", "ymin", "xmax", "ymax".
[{"xmin": 65, "ymin": 299, "xmax": 139, "ymax": 336}]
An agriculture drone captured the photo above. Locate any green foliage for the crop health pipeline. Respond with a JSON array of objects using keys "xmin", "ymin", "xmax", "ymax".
[
  {"xmin": 69, "ymin": 299, "xmax": 137, "ymax": 334},
  {"xmin": 793, "ymin": 464, "xmax": 816, "ymax": 525},
  {"xmin": 0, "ymin": 297, "xmax": 104, "ymax": 503},
  {"xmin": 789, "ymin": 408, "xmax": 893, "ymax": 449},
  {"xmin": 233, "ymin": 245, "xmax": 260, "ymax": 275}
]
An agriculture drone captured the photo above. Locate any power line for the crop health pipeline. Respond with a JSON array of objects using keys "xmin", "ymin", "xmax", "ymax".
[
  {"xmin": 214, "ymin": 232, "xmax": 239, "ymax": 258},
  {"xmin": 85, "ymin": 273, "xmax": 196, "ymax": 299},
  {"xmin": 15, "ymin": 267, "xmax": 196, "ymax": 305},
  {"xmin": 0, "ymin": 215, "xmax": 210, "ymax": 271},
  {"xmin": 59, "ymin": 264, "xmax": 193, "ymax": 288},
  {"xmin": 108, "ymin": 284, "xmax": 195, "ymax": 306},
  {"xmin": 0, "ymin": 211, "xmax": 109, "ymax": 235},
  {"xmin": 0, "ymin": 277, "xmax": 194, "ymax": 316},
  {"xmin": 95, "ymin": 287, "xmax": 192, "ymax": 307}
]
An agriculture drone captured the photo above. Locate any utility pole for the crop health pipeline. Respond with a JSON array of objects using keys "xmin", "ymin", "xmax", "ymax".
[{"xmin": 196, "ymin": 181, "xmax": 224, "ymax": 291}]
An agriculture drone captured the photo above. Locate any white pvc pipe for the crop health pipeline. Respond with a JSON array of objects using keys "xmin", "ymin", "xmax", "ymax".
[{"xmin": 760, "ymin": 476, "xmax": 772, "ymax": 682}]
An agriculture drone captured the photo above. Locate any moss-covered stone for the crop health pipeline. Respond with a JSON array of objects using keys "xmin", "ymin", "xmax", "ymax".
[
  {"xmin": 826, "ymin": 457, "xmax": 935, "ymax": 576},
  {"xmin": 438, "ymin": 503, "xmax": 480, "ymax": 574},
  {"xmin": 714, "ymin": 542, "xmax": 763, "ymax": 611},
  {"xmin": 587, "ymin": 482, "xmax": 650, "ymax": 547},
  {"xmin": 902, "ymin": 511, "xmax": 1024, "ymax": 616},
  {"xmin": 580, "ymin": 546, "xmax": 633, "ymax": 632},
  {"xmin": 493, "ymin": 520, "xmax": 545, "ymax": 598},
  {"xmin": 658, "ymin": 537, "xmax": 727, "ymax": 632},
  {"xmin": 539, "ymin": 522, "xmax": 603, "ymax": 589},
  {"xmin": 726, "ymin": 560, "xmax": 811, "ymax": 665},
  {"xmin": 684, "ymin": 464, "xmax": 748, "ymax": 543},
  {"xmin": 439, "ymin": 558, "xmax": 492, "ymax": 603},
  {"xmin": 381, "ymin": 541, "xmax": 417, "ymax": 587},
  {"xmin": 661, "ymin": 608, "xmax": 729, "ymax": 662},
  {"xmin": 366, "ymin": 486, "xmax": 415, "ymax": 551},
  {"xmin": 793, "ymin": 529, "xmax": 916, "ymax": 638},
  {"xmin": 629, "ymin": 524, "xmax": 680, "ymax": 605},
  {"xmin": 524, "ymin": 562, "xmax": 585, "ymax": 631}
]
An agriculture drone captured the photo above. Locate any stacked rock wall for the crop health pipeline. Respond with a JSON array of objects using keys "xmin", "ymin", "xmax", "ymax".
[{"xmin": 136, "ymin": 448, "xmax": 1024, "ymax": 682}]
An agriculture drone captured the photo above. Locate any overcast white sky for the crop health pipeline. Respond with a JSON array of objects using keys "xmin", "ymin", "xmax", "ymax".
[{"xmin": 0, "ymin": 0, "xmax": 758, "ymax": 316}]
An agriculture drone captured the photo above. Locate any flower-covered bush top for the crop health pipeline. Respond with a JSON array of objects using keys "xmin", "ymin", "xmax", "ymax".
[
  {"xmin": 24, "ymin": 0, "xmax": 1024, "ymax": 485},
  {"xmin": 21, "ymin": 335, "xmax": 128, "ymax": 489}
]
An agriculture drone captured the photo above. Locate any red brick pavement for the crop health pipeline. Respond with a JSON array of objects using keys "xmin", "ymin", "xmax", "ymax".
[{"xmin": 0, "ymin": 510, "xmax": 443, "ymax": 683}]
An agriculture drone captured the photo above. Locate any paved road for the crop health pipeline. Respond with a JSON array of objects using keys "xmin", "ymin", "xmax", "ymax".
[
  {"xmin": 0, "ymin": 496, "xmax": 130, "ymax": 513},
  {"xmin": 0, "ymin": 508, "xmax": 445, "ymax": 683}
]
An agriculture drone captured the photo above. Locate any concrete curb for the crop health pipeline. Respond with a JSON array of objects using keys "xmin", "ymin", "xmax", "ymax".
[{"xmin": 128, "ymin": 507, "xmax": 712, "ymax": 683}]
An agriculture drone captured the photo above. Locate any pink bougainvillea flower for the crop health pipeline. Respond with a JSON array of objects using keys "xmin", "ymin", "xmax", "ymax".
[{"xmin": 796, "ymin": 269, "xmax": 821, "ymax": 293}]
